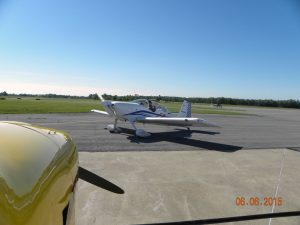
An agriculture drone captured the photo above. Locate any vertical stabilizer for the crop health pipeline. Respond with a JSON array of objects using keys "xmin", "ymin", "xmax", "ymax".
[{"xmin": 178, "ymin": 100, "xmax": 192, "ymax": 117}]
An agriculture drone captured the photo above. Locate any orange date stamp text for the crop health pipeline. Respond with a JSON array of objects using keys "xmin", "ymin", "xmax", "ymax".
[{"xmin": 235, "ymin": 196, "xmax": 283, "ymax": 206}]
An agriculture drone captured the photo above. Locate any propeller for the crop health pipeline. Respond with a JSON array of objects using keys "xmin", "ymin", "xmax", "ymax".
[
  {"xmin": 99, "ymin": 94, "xmax": 105, "ymax": 102},
  {"xmin": 78, "ymin": 166, "xmax": 124, "ymax": 194}
]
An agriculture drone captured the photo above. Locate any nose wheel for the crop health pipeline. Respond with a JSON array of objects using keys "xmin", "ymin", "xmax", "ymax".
[{"xmin": 107, "ymin": 119, "xmax": 121, "ymax": 133}]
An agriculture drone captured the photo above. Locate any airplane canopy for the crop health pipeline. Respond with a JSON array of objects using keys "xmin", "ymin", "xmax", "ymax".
[
  {"xmin": 131, "ymin": 99, "xmax": 168, "ymax": 112},
  {"xmin": 131, "ymin": 99, "xmax": 149, "ymax": 107}
]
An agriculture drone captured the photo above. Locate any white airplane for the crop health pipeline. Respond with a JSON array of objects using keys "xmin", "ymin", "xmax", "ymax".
[{"xmin": 91, "ymin": 95, "xmax": 219, "ymax": 137}]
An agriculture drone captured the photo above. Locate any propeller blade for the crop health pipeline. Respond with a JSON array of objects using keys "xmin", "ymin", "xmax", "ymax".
[
  {"xmin": 78, "ymin": 166, "xmax": 124, "ymax": 194},
  {"xmin": 98, "ymin": 94, "xmax": 105, "ymax": 102}
]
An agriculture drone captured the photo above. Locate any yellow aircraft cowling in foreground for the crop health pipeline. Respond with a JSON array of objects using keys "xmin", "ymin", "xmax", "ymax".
[{"xmin": 0, "ymin": 121, "xmax": 78, "ymax": 225}]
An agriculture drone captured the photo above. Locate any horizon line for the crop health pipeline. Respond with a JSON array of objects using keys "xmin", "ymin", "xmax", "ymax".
[{"xmin": 1, "ymin": 92, "xmax": 299, "ymax": 102}]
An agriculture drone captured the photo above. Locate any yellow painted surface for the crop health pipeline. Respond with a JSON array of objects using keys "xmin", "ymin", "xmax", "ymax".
[{"xmin": 0, "ymin": 121, "xmax": 78, "ymax": 225}]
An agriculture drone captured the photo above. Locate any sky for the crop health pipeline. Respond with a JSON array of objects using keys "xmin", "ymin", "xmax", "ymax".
[{"xmin": 0, "ymin": 0, "xmax": 299, "ymax": 99}]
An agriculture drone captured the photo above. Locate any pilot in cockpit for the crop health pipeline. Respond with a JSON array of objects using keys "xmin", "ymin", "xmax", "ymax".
[{"xmin": 148, "ymin": 100, "xmax": 156, "ymax": 112}]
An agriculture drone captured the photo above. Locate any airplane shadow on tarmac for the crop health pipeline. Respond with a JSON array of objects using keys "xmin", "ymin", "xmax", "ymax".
[{"xmin": 116, "ymin": 127, "xmax": 242, "ymax": 152}]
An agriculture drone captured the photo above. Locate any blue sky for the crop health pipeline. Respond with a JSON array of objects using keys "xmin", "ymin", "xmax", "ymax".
[{"xmin": 0, "ymin": 0, "xmax": 299, "ymax": 99}]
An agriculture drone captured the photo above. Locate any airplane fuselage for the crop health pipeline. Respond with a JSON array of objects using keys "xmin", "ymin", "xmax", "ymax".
[{"xmin": 105, "ymin": 101, "xmax": 170, "ymax": 122}]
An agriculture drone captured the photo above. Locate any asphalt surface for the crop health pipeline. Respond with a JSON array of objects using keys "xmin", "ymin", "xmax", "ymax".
[{"xmin": 0, "ymin": 106, "xmax": 299, "ymax": 152}]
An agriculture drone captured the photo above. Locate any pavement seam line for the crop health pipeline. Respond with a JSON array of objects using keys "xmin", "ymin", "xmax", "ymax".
[{"xmin": 268, "ymin": 148, "xmax": 286, "ymax": 225}]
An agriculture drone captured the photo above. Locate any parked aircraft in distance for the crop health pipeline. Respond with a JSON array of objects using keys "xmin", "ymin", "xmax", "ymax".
[
  {"xmin": 91, "ymin": 95, "xmax": 219, "ymax": 137},
  {"xmin": 212, "ymin": 103, "xmax": 223, "ymax": 108}
]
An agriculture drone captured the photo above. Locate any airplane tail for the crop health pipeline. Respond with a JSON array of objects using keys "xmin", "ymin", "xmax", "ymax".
[{"xmin": 178, "ymin": 100, "xmax": 192, "ymax": 117}]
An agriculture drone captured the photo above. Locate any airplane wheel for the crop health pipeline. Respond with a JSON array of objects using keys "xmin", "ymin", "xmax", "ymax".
[
  {"xmin": 136, "ymin": 129, "xmax": 151, "ymax": 138},
  {"xmin": 107, "ymin": 125, "xmax": 121, "ymax": 133}
]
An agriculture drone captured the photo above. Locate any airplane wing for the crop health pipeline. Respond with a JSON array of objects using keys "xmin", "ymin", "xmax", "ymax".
[
  {"xmin": 136, "ymin": 117, "xmax": 219, "ymax": 127},
  {"xmin": 91, "ymin": 109, "xmax": 109, "ymax": 115}
]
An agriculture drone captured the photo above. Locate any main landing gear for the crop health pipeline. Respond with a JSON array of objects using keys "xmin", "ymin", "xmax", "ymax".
[
  {"xmin": 107, "ymin": 119, "xmax": 151, "ymax": 138},
  {"xmin": 130, "ymin": 121, "xmax": 151, "ymax": 138}
]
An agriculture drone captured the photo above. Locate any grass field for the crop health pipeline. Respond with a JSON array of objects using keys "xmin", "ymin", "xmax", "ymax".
[
  {"xmin": 0, "ymin": 97, "xmax": 100, "ymax": 114},
  {"xmin": 0, "ymin": 97, "xmax": 250, "ymax": 115}
]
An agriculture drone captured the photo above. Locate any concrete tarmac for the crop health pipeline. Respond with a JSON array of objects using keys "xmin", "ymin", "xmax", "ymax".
[{"xmin": 77, "ymin": 149, "xmax": 300, "ymax": 225}]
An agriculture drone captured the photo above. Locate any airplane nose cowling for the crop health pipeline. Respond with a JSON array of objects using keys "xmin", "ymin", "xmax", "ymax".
[{"xmin": 0, "ymin": 121, "xmax": 78, "ymax": 225}]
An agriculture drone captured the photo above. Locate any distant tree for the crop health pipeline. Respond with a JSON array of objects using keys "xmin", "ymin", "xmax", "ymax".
[
  {"xmin": 88, "ymin": 93, "xmax": 100, "ymax": 100},
  {"xmin": 0, "ymin": 91, "xmax": 8, "ymax": 96},
  {"xmin": 157, "ymin": 95, "xmax": 162, "ymax": 102}
]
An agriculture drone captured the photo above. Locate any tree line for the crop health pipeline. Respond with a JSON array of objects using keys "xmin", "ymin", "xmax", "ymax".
[
  {"xmin": 0, "ymin": 92, "xmax": 87, "ymax": 99},
  {"xmin": 102, "ymin": 94, "xmax": 300, "ymax": 109},
  {"xmin": 1, "ymin": 91, "xmax": 300, "ymax": 109}
]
